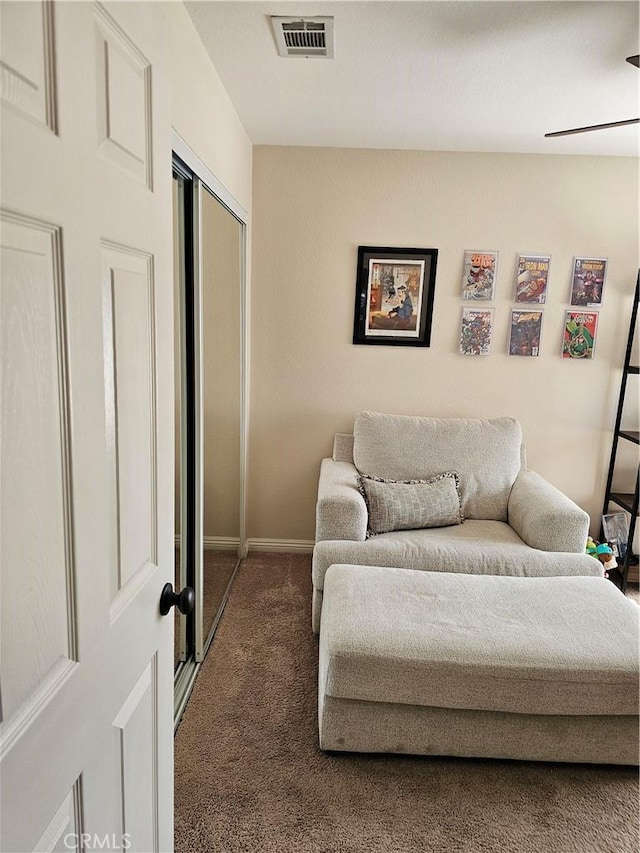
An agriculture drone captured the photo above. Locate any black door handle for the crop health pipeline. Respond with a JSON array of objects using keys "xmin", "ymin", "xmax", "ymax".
[{"xmin": 159, "ymin": 583, "xmax": 195, "ymax": 616}]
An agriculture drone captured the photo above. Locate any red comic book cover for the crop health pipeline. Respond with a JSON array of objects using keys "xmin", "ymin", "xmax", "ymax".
[
  {"xmin": 515, "ymin": 255, "xmax": 550, "ymax": 304},
  {"xmin": 461, "ymin": 250, "xmax": 497, "ymax": 301}
]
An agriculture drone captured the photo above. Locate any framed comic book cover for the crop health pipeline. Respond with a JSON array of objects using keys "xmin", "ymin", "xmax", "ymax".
[
  {"xmin": 461, "ymin": 250, "xmax": 497, "ymax": 301},
  {"xmin": 509, "ymin": 310, "xmax": 543, "ymax": 356},
  {"xmin": 459, "ymin": 307, "xmax": 494, "ymax": 356},
  {"xmin": 570, "ymin": 257, "xmax": 607, "ymax": 307},
  {"xmin": 353, "ymin": 246, "xmax": 438, "ymax": 346},
  {"xmin": 515, "ymin": 254, "xmax": 551, "ymax": 304},
  {"xmin": 562, "ymin": 310, "xmax": 598, "ymax": 359}
]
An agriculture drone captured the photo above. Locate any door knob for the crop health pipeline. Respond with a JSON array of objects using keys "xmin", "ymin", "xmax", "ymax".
[{"xmin": 159, "ymin": 583, "xmax": 195, "ymax": 616}]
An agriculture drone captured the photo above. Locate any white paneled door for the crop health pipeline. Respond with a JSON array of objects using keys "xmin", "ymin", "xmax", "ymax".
[{"xmin": 1, "ymin": 3, "xmax": 174, "ymax": 851}]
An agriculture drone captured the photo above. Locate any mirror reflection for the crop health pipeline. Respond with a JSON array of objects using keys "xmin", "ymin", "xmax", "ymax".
[{"xmin": 201, "ymin": 187, "xmax": 242, "ymax": 643}]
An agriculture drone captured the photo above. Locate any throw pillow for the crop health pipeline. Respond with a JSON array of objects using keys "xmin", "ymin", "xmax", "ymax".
[{"xmin": 357, "ymin": 472, "xmax": 463, "ymax": 537}]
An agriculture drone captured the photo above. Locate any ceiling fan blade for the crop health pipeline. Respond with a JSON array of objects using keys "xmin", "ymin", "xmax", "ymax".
[
  {"xmin": 545, "ymin": 118, "xmax": 640, "ymax": 138},
  {"xmin": 545, "ymin": 56, "xmax": 639, "ymax": 138}
]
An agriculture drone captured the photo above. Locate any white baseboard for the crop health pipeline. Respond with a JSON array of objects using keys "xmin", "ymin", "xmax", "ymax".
[
  {"xmin": 246, "ymin": 538, "xmax": 314, "ymax": 554},
  {"xmin": 174, "ymin": 535, "xmax": 240, "ymax": 551},
  {"xmin": 204, "ymin": 536, "xmax": 240, "ymax": 551},
  {"xmin": 174, "ymin": 536, "xmax": 313, "ymax": 554}
]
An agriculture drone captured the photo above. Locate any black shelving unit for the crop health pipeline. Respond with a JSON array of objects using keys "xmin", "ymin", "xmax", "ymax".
[{"xmin": 601, "ymin": 271, "xmax": 639, "ymax": 592}]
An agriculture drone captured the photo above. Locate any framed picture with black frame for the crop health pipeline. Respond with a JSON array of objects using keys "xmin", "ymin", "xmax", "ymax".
[{"xmin": 352, "ymin": 246, "xmax": 438, "ymax": 346}]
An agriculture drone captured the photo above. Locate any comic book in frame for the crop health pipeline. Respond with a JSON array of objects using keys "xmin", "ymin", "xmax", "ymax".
[
  {"xmin": 562, "ymin": 310, "xmax": 599, "ymax": 359},
  {"xmin": 515, "ymin": 254, "xmax": 551, "ymax": 304},
  {"xmin": 461, "ymin": 250, "xmax": 498, "ymax": 300},
  {"xmin": 508, "ymin": 310, "xmax": 543, "ymax": 356},
  {"xmin": 459, "ymin": 306, "xmax": 494, "ymax": 356},
  {"xmin": 353, "ymin": 246, "xmax": 438, "ymax": 346},
  {"xmin": 570, "ymin": 257, "xmax": 607, "ymax": 306}
]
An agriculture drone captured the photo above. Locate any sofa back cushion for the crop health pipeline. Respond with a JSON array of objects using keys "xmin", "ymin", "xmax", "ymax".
[{"xmin": 353, "ymin": 411, "xmax": 522, "ymax": 521}]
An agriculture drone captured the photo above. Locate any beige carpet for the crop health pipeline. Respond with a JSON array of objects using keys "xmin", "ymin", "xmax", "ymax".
[{"xmin": 174, "ymin": 553, "xmax": 639, "ymax": 853}]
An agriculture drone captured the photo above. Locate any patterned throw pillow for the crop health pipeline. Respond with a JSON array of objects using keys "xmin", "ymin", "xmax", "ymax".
[{"xmin": 357, "ymin": 472, "xmax": 463, "ymax": 537}]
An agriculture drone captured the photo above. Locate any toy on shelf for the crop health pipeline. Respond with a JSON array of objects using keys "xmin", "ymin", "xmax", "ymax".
[{"xmin": 585, "ymin": 536, "xmax": 618, "ymax": 576}]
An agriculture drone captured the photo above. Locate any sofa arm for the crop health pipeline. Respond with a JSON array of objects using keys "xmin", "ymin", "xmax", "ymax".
[
  {"xmin": 508, "ymin": 470, "xmax": 589, "ymax": 552},
  {"xmin": 315, "ymin": 458, "xmax": 367, "ymax": 543}
]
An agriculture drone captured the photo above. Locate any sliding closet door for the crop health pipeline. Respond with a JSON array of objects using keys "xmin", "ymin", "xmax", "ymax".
[
  {"xmin": 172, "ymin": 145, "xmax": 247, "ymax": 686},
  {"xmin": 199, "ymin": 187, "xmax": 242, "ymax": 652},
  {"xmin": 173, "ymin": 172, "xmax": 190, "ymax": 669}
]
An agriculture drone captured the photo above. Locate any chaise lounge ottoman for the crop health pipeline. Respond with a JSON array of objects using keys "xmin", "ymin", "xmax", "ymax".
[{"xmin": 318, "ymin": 564, "xmax": 639, "ymax": 764}]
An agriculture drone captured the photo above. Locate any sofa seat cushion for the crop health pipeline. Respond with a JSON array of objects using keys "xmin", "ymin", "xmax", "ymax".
[
  {"xmin": 353, "ymin": 411, "xmax": 522, "ymax": 521},
  {"xmin": 312, "ymin": 520, "xmax": 603, "ymax": 590},
  {"xmin": 320, "ymin": 565, "xmax": 640, "ymax": 716}
]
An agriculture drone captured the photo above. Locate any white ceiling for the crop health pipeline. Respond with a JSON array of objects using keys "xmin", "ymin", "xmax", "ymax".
[{"xmin": 185, "ymin": 1, "xmax": 640, "ymax": 157}]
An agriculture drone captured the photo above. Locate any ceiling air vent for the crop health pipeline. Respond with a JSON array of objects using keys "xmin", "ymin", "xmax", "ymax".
[{"xmin": 270, "ymin": 16, "xmax": 334, "ymax": 58}]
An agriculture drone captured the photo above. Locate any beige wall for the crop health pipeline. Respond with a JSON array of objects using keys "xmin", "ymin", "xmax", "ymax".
[
  {"xmin": 161, "ymin": 9, "xmax": 637, "ymax": 547},
  {"xmin": 249, "ymin": 146, "xmax": 639, "ymax": 542},
  {"xmin": 165, "ymin": 2, "xmax": 252, "ymax": 213}
]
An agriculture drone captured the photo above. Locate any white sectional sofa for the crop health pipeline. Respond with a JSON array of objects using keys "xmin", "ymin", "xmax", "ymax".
[{"xmin": 312, "ymin": 411, "xmax": 602, "ymax": 633}]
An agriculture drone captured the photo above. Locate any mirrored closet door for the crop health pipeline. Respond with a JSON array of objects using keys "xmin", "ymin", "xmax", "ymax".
[
  {"xmin": 172, "ymin": 169, "xmax": 191, "ymax": 672},
  {"xmin": 172, "ymin": 147, "xmax": 247, "ymax": 721},
  {"xmin": 199, "ymin": 186, "xmax": 243, "ymax": 652}
]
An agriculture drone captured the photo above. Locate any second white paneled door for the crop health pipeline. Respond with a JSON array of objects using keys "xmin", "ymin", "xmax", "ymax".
[{"xmin": 1, "ymin": 3, "xmax": 174, "ymax": 851}]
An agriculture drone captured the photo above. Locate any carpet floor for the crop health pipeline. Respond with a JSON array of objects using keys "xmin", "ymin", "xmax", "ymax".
[
  {"xmin": 174, "ymin": 548, "xmax": 239, "ymax": 667},
  {"xmin": 174, "ymin": 553, "xmax": 639, "ymax": 853}
]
